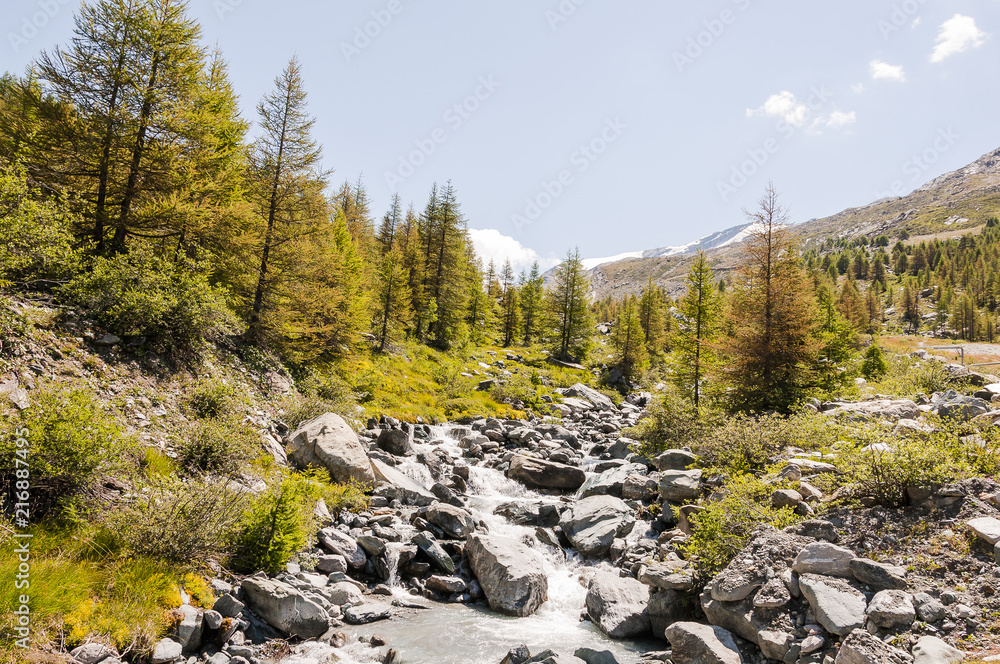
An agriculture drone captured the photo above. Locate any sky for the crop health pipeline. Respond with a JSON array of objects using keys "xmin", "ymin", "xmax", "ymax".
[{"xmin": 3, "ymin": 1, "xmax": 1000, "ymax": 272}]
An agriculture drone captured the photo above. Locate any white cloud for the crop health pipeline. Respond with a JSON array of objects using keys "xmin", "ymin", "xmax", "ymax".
[
  {"xmin": 911, "ymin": 17, "xmax": 921, "ymax": 29},
  {"xmin": 746, "ymin": 90, "xmax": 809, "ymax": 128},
  {"xmin": 747, "ymin": 91, "xmax": 855, "ymax": 133},
  {"xmin": 826, "ymin": 111, "xmax": 857, "ymax": 129},
  {"xmin": 869, "ymin": 59, "xmax": 906, "ymax": 82},
  {"xmin": 930, "ymin": 14, "xmax": 987, "ymax": 63},
  {"xmin": 468, "ymin": 228, "xmax": 560, "ymax": 275}
]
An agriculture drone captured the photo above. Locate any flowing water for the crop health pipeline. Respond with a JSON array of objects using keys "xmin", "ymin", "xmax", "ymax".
[{"xmin": 286, "ymin": 426, "xmax": 661, "ymax": 663}]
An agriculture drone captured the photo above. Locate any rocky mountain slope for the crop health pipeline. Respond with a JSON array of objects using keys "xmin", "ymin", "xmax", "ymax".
[{"xmin": 585, "ymin": 147, "xmax": 1000, "ymax": 301}]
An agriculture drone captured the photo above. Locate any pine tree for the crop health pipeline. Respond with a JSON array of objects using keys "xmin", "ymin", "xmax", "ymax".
[
  {"xmin": 499, "ymin": 259, "xmax": 519, "ymax": 347},
  {"xmin": 638, "ymin": 276, "xmax": 667, "ymax": 354},
  {"xmin": 720, "ymin": 184, "xmax": 819, "ymax": 413},
  {"xmin": 836, "ymin": 279, "xmax": 866, "ymax": 330},
  {"xmin": 672, "ymin": 250, "xmax": 720, "ymax": 411},
  {"xmin": 373, "ymin": 195, "xmax": 412, "ymax": 351},
  {"xmin": 244, "ymin": 56, "xmax": 327, "ymax": 345},
  {"xmin": 611, "ymin": 296, "xmax": 647, "ymax": 384},
  {"xmin": 546, "ymin": 247, "xmax": 592, "ymax": 361},
  {"xmin": 519, "ymin": 262, "xmax": 544, "ymax": 346}
]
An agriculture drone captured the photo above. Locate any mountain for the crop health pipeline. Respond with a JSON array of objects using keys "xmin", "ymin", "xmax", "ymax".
[{"xmin": 582, "ymin": 146, "xmax": 1000, "ymax": 300}]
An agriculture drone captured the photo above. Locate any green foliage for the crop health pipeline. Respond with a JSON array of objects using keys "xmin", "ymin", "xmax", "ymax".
[
  {"xmin": 627, "ymin": 384, "xmax": 713, "ymax": 457},
  {"xmin": 114, "ymin": 477, "xmax": 247, "ymax": 564},
  {"xmin": 546, "ymin": 247, "xmax": 593, "ymax": 361},
  {"xmin": 867, "ymin": 353, "xmax": 970, "ymax": 398},
  {"xmin": 611, "ymin": 296, "xmax": 648, "ymax": 385},
  {"xmin": 860, "ymin": 344, "xmax": 889, "ymax": 381},
  {"xmin": 679, "ymin": 474, "xmax": 803, "ymax": 578},
  {"xmin": 324, "ymin": 480, "xmax": 371, "ymax": 518},
  {"xmin": 232, "ymin": 473, "xmax": 324, "ymax": 575},
  {"xmin": 62, "ymin": 246, "xmax": 237, "ymax": 353},
  {"xmin": 672, "ymin": 251, "xmax": 721, "ymax": 409},
  {"xmin": 175, "ymin": 414, "xmax": 259, "ymax": 476},
  {"xmin": 0, "ymin": 382, "xmax": 130, "ymax": 520},
  {"xmin": 186, "ymin": 376, "xmax": 240, "ymax": 418},
  {"xmin": 280, "ymin": 371, "xmax": 358, "ymax": 429}
]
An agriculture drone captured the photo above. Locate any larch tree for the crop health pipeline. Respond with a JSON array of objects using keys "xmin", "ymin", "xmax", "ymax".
[
  {"xmin": 611, "ymin": 296, "xmax": 647, "ymax": 384},
  {"xmin": 373, "ymin": 194, "xmax": 412, "ymax": 352},
  {"xmin": 499, "ymin": 259, "xmax": 519, "ymax": 347},
  {"xmin": 519, "ymin": 262, "xmax": 544, "ymax": 346},
  {"xmin": 672, "ymin": 250, "xmax": 720, "ymax": 412},
  {"xmin": 547, "ymin": 247, "xmax": 593, "ymax": 361},
  {"xmin": 720, "ymin": 184, "xmax": 819, "ymax": 413},
  {"xmin": 638, "ymin": 276, "xmax": 668, "ymax": 354}
]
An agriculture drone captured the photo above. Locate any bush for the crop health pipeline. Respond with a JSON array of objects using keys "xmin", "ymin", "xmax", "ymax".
[
  {"xmin": 0, "ymin": 382, "xmax": 131, "ymax": 520},
  {"xmin": 860, "ymin": 344, "xmax": 889, "ymax": 381},
  {"xmin": 279, "ymin": 371, "xmax": 358, "ymax": 430},
  {"xmin": 186, "ymin": 377, "xmax": 240, "ymax": 419},
  {"xmin": 231, "ymin": 473, "xmax": 325, "ymax": 575},
  {"xmin": 175, "ymin": 415, "xmax": 260, "ymax": 476},
  {"xmin": 61, "ymin": 245, "xmax": 237, "ymax": 354},
  {"xmin": 679, "ymin": 474, "xmax": 803, "ymax": 578},
  {"xmin": 626, "ymin": 384, "xmax": 713, "ymax": 457},
  {"xmin": 870, "ymin": 354, "xmax": 970, "ymax": 398},
  {"xmin": 115, "ymin": 478, "xmax": 247, "ymax": 564}
]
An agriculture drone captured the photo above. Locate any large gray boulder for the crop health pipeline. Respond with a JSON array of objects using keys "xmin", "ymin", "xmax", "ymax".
[
  {"xmin": 426, "ymin": 502, "xmax": 476, "ymax": 539},
  {"xmin": 509, "ymin": 454, "xmax": 586, "ymax": 490},
  {"xmin": 932, "ymin": 390, "xmax": 990, "ymax": 421},
  {"xmin": 467, "ymin": 534, "xmax": 547, "ymax": 617},
  {"xmin": 866, "ymin": 589, "xmax": 915, "ymax": 630},
  {"xmin": 792, "ymin": 542, "xmax": 856, "ymax": 578},
  {"xmin": 912, "ymin": 636, "xmax": 964, "ymax": 664},
  {"xmin": 654, "ymin": 449, "xmax": 698, "ymax": 471},
  {"xmin": 318, "ymin": 527, "xmax": 366, "ymax": 569},
  {"xmin": 658, "ymin": 470, "xmax": 703, "ymax": 503},
  {"xmin": 825, "ymin": 399, "xmax": 920, "ymax": 423},
  {"xmin": 665, "ymin": 622, "xmax": 744, "ymax": 664},
  {"xmin": 377, "ymin": 427, "xmax": 413, "ymax": 455},
  {"xmin": 798, "ymin": 574, "xmax": 867, "ymax": 636},
  {"xmin": 834, "ymin": 629, "xmax": 912, "ymax": 664},
  {"xmin": 648, "ymin": 589, "xmax": 687, "ymax": 637},
  {"xmin": 558, "ymin": 495, "xmax": 635, "ymax": 557},
  {"xmin": 241, "ymin": 578, "xmax": 329, "ymax": 639},
  {"xmin": 287, "ymin": 413, "xmax": 375, "ymax": 484},
  {"xmin": 370, "ymin": 458, "xmax": 436, "ymax": 506},
  {"xmin": 585, "ymin": 571, "xmax": 651, "ymax": 638},
  {"xmin": 579, "ymin": 463, "xmax": 646, "ymax": 499},
  {"xmin": 849, "ymin": 558, "xmax": 907, "ymax": 590},
  {"xmin": 565, "ymin": 383, "xmax": 616, "ymax": 410}
]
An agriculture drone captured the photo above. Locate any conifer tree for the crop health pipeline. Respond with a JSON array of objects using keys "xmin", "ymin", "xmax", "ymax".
[
  {"xmin": 639, "ymin": 276, "xmax": 668, "ymax": 354},
  {"xmin": 547, "ymin": 247, "xmax": 592, "ymax": 361},
  {"xmin": 672, "ymin": 250, "xmax": 720, "ymax": 411},
  {"xmin": 519, "ymin": 262, "xmax": 544, "ymax": 346},
  {"xmin": 499, "ymin": 259, "xmax": 519, "ymax": 347},
  {"xmin": 373, "ymin": 194, "xmax": 412, "ymax": 351},
  {"xmin": 612, "ymin": 296, "xmax": 647, "ymax": 384},
  {"xmin": 720, "ymin": 184, "xmax": 818, "ymax": 413}
]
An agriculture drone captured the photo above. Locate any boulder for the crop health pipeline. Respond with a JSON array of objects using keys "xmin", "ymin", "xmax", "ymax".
[
  {"xmin": 426, "ymin": 502, "xmax": 477, "ymax": 539},
  {"xmin": 574, "ymin": 649, "xmax": 623, "ymax": 664},
  {"xmin": 425, "ymin": 575, "xmax": 467, "ymax": 594},
  {"xmin": 648, "ymin": 589, "xmax": 686, "ymax": 636},
  {"xmin": 665, "ymin": 622, "xmax": 744, "ymax": 664},
  {"xmin": 932, "ymin": 390, "xmax": 991, "ymax": 422},
  {"xmin": 579, "ymin": 464, "xmax": 645, "ymax": 499},
  {"xmin": 967, "ymin": 516, "xmax": 1000, "ymax": 546},
  {"xmin": 318, "ymin": 528, "xmax": 366, "ymax": 569},
  {"xmin": 173, "ymin": 604, "xmax": 202, "ymax": 651},
  {"xmin": 834, "ymin": 629, "xmax": 912, "ymax": 664},
  {"xmin": 558, "ymin": 495, "xmax": 636, "ymax": 557},
  {"xmin": 798, "ymin": 574, "xmax": 867, "ymax": 636},
  {"xmin": 412, "ymin": 531, "xmax": 456, "ymax": 574},
  {"xmin": 866, "ymin": 589, "xmax": 916, "ymax": 630},
  {"xmin": 377, "ymin": 428, "xmax": 412, "ymax": 455},
  {"xmin": 494, "ymin": 501, "xmax": 561, "ymax": 528},
  {"xmin": 467, "ymin": 534, "xmax": 548, "ymax": 617},
  {"xmin": 70, "ymin": 643, "xmax": 118, "ymax": 664},
  {"xmin": 621, "ymin": 474, "xmax": 659, "ymax": 501},
  {"xmin": 911, "ymin": 636, "xmax": 964, "ymax": 664},
  {"xmin": 240, "ymin": 578, "xmax": 329, "ymax": 639},
  {"xmin": 212, "ymin": 594, "xmax": 244, "ymax": 619},
  {"xmin": 370, "ymin": 458, "xmax": 436, "ymax": 506},
  {"xmin": 584, "ymin": 571, "xmax": 651, "ymax": 638},
  {"xmin": 654, "ymin": 449, "xmax": 698, "ymax": 471},
  {"xmin": 326, "ymin": 582, "xmax": 364, "ymax": 606},
  {"xmin": 849, "ymin": 558, "xmax": 907, "ymax": 590},
  {"xmin": 287, "ymin": 413, "xmax": 375, "ymax": 484},
  {"xmin": 658, "ymin": 469, "xmax": 703, "ymax": 503},
  {"xmin": 826, "ymin": 399, "xmax": 920, "ymax": 423},
  {"xmin": 793, "ymin": 542, "xmax": 856, "ymax": 578},
  {"xmin": 509, "ymin": 455, "xmax": 586, "ymax": 491},
  {"xmin": 344, "ymin": 603, "xmax": 392, "ymax": 625},
  {"xmin": 565, "ymin": 383, "xmax": 616, "ymax": 410},
  {"xmin": 150, "ymin": 639, "xmax": 183, "ymax": 664}
]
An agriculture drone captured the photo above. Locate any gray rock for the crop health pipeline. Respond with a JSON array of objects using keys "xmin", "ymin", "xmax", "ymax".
[
  {"xmin": 579, "ymin": 464, "xmax": 645, "ymax": 499},
  {"xmin": 752, "ymin": 577, "xmax": 791, "ymax": 609},
  {"xmin": 866, "ymin": 589, "xmax": 915, "ymax": 629},
  {"xmin": 757, "ymin": 630, "xmax": 795, "ymax": 662},
  {"xmin": 798, "ymin": 574, "xmax": 867, "ymax": 636},
  {"xmin": 914, "ymin": 594, "xmax": 947, "ymax": 622},
  {"xmin": 639, "ymin": 556, "xmax": 695, "ymax": 591},
  {"xmin": 911, "ymin": 636, "xmax": 964, "ymax": 664},
  {"xmin": 150, "ymin": 638, "xmax": 183, "ymax": 664},
  {"xmin": 621, "ymin": 474, "xmax": 659, "ymax": 501},
  {"xmin": 70, "ymin": 643, "xmax": 118, "ymax": 664},
  {"xmin": 425, "ymin": 575, "xmax": 467, "ymax": 594},
  {"xmin": 344, "ymin": 603, "xmax": 392, "ymax": 624},
  {"xmin": 967, "ymin": 516, "xmax": 1000, "ymax": 546},
  {"xmin": 467, "ymin": 533, "xmax": 548, "ymax": 617},
  {"xmin": 202, "ymin": 609, "xmax": 223, "ymax": 630},
  {"xmin": 849, "ymin": 558, "xmax": 908, "ymax": 590},
  {"xmin": 287, "ymin": 413, "xmax": 376, "ymax": 484},
  {"xmin": 377, "ymin": 428, "xmax": 412, "ymax": 455},
  {"xmin": 508, "ymin": 454, "xmax": 586, "ymax": 490},
  {"xmin": 412, "ymin": 531, "xmax": 456, "ymax": 574},
  {"xmin": 558, "ymin": 495, "xmax": 636, "ymax": 557},
  {"xmin": 711, "ymin": 568, "xmax": 765, "ymax": 603},
  {"xmin": 785, "ymin": 519, "xmax": 840, "ymax": 542},
  {"xmin": 495, "ymin": 501, "xmax": 561, "ymax": 528},
  {"xmin": 318, "ymin": 528, "xmax": 367, "ymax": 569},
  {"xmin": 654, "ymin": 449, "xmax": 698, "ymax": 471},
  {"xmin": 173, "ymin": 604, "xmax": 202, "ymax": 652},
  {"xmin": 584, "ymin": 571, "xmax": 651, "ymax": 639},
  {"xmin": 326, "ymin": 581, "xmax": 364, "ymax": 605},
  {"xmin": 826, "ymin": 399, "xmax": 920, "ymax": 423},
  {"xmin": 574, "ymin": 648, "xmax": 622, "ymax": 664},
  {"xmin": 565, "ymin": 383, "xmax": 616, "ymax": 410},
  {"xmin": 316, "ymin": 554, "xmax": 348, "ymax": 574},
  {"xmin": 205, "ymin": 654, "xmax": 230, "ymax": 664},
  {"xmin": 426, "ymin": 502, "xmax": 477, "ymax": 539},
  {"xmin": 370, "ymin": 458, "xmax": 436, "ymax": 506},
  {"xmin": 502, "ymin": 646, "xmax": 532, "ymax": 664},
  {"xmin": 212, "ymin": 593, "xmax": 245, "ymax": 619},
  {"xmin": 834, "ymin": 629, "xmax": 912, "ymax": 664},
  {"xmin": 771, "ymin": 489, "xmax": 803, "ymax": 509},
  {"xmin": 658, "ymin": 469, "xmax": 703, "ymax": 503},
  {"xmin": 793, "ymin": 542, "xmax": 856, "ymax": 578},
  {"xmin": 241, "ymin": 578, "xmax": 329, "ymax": 639},
  {"xmin": 933, "ymin": 390, "xmax": 990, "ymax": 422},
  {"xmin": 665, "ymin": 622, "xmax": 744, "ymax": 664}
]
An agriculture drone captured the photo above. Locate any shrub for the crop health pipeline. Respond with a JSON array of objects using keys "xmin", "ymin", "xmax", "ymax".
[
  {"xmin": 175, "ymin": 415, "xmax": 259, "ymax": 476},
  {"xmin": 0, "ymin": 382, "xmax": 130, "ymax": 520},
  {"xmin": 115, "ymin": 478, "xmax": 247, "ymax": 564},
  {"xmin": 61, "ymin": 245, "xmax": 237, "ymax": 354},
  {"xmin": 679, "ymin": 474, "xmax": 803, "ymax": 578},
  {"xmin": 279, "ymin": 371, "xmax": 358, "ymax": 430},
  {"xmin": 325, "ymin": 479, "xmax": 371, "ymax": 518},
  {"xmin": 860, "ymin": 344, "xmax": 889, "ymax": 381},
  {"xmin": 870, "ymin": 354, "xmax": 970, "ymax": 398},
  {"xmin": 626, "ymin": 384, "xmax": 713, "ymax": 457},
  {"xmin": 231, "ymin": 473, "xmax": 325, "ymax": 575},
  {"xmin": 186, "ymin": 377, "xmax": 239, "ymax": 419}
]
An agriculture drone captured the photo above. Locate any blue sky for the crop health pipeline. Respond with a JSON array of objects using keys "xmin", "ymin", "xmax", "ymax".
[{"xmin": 4, "ymin": 1, "xmax": 999, "ymax": 271}]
